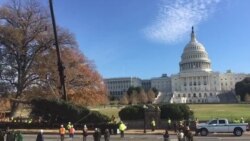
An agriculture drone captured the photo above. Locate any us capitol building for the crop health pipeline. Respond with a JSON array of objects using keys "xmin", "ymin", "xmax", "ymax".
[{"xmin": 104, "ymin": 27, "xmax": 249, "ymax": 103}]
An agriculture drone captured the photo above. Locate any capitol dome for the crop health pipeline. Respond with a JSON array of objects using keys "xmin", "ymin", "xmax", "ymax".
[{"xmin": 179, "ymin": 27, "xmax": 211, "ymax": 72}]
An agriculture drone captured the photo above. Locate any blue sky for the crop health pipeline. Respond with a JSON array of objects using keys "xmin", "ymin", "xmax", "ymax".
[{"xmin": 1, "ymin": 0, "xmax": 250, "ymax": 79}]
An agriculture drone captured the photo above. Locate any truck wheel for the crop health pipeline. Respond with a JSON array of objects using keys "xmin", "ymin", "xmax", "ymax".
[
  {"xmin": 234, "ymin": 128, "xmax": 243, "ymax": 136},
  {"xmin": 200, "ymin": 129, "xmax": 208, "ymax": 136}
]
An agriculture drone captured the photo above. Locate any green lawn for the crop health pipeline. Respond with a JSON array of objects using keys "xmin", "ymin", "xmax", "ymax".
[
  {"xmin": 188, "ymin": 104, "xmax": 250, "ymax": 121},
  {"xmin": 90, "ymin": 106, "xmax": 122, "ymax": 118},
  {"xmin": 91, "ymin": 104, "xmax": 250, "ymax": 121}
]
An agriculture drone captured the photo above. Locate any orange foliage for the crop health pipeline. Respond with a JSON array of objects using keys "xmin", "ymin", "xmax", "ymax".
[{"xmin": 35, "ymin": 47, "xmax": 108, "ymax": 106}]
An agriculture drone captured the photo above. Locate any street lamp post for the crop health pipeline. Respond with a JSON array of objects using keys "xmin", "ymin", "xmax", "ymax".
[
  {"xmin": 49, "ymin": 0, "xmax": 67, "ymax": 101},
  {"xmin": 143, "ymin": 105, "xmax": 148, "ymax": 133}
]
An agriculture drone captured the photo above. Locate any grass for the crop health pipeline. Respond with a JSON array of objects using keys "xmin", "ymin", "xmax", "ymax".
[
  {"xmin": 90, "ymin": 106, "xmax": 122, "ymax": 118},
  {"xmin": 188, "ymin": 104, "xmax": 250, "ymax": 121},
  {"xmin": 91, "ymin": 104, "xmax": 250, "ymax": 121}
]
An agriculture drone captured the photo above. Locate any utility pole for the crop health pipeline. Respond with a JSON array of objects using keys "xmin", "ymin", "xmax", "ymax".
[{"xmin": 49, "ymin": 0, "xmax": 67, "ymax": 101}]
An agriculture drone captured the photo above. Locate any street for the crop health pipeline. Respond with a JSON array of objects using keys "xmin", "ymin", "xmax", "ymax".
[{"xmin": 20, "ymin": 134, "xmax": 250, "ymax": 141}]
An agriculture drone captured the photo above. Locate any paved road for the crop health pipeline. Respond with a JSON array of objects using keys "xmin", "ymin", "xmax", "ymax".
[{"xmin": 20, "ymin": 134, "xmax": 250, "ymax": 141}]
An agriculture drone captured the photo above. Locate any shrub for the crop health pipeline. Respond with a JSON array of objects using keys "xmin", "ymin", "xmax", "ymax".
[
  {"xmin": 31, "ymin": 98, "xmax": 110, "ymax": 124},
  {"xmin": 118, "ymin": 105, "xmax": 144, "ymax": 120},
  {"xmin": 160, "ymin": 104, "xmax": 193, "ymax": 120}
]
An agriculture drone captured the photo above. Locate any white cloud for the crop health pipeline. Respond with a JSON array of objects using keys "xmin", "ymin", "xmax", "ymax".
[{"xmin": 144, "ymin": 0, "xmax": 221, "ymax": 44}]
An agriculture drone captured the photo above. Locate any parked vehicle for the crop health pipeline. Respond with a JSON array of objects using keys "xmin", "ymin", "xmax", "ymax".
[{"xmin": 197, "ymin": 118, "xmax": 249, "ymax": 136}]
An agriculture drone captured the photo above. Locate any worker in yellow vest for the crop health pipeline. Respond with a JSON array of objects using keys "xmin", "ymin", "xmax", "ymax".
[
  {"xmin": 59, "ymin": 124, "xmax": 66, "ymax": 141},
  {"xmin": 167, "ymin": 118, "xmax": 171, "ymax": 129},
  {"xmin": 119, "ymin": 121, "xmax": 127, "ymax": 138},
  {"xmin": 151, "ymin": 119, "xmax": 156, "ymax": 131}
]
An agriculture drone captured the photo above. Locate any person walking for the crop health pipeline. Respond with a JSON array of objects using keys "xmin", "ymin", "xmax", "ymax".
[
  {"xmin": 240, "ymin": 117, "xmax": 245, "ymax": 123},
  {"xmin": 163, "ymin": 129, "xmax": 169, "ymax": 141},
  {"xmin": 194, "ymin": 118, "xmax": 199, "ymax": 136},
  {"xmin": 104, "ymin": 129, "xmax": 110, "ymax": 141},
  {"xmin": 177, "ymin": 130, "xmax": 184, "ymax": 141},
  {"xmin": 173, "ymin": 121, "xmax": 177, "ymax": 132},
  {"xmin": 6, "ymin": 130, "xmax": 15, "ymax": 141},
  {"xmin": 59, "ymin": 124, "xmax": 66, "ymax": 141},
  {"xmin": 119, "ymin": 121, "xmax": 127, "ymax": 138},
  {"xmin": 82, "ymin": 125, "xmax": 88, "ymax": 141},
  {"xmin": 93, "ymin": 128, "xmax": 101, "ymax": 141},
  {"xmin": 67, "ymin": 122, "xmax": 72, "ymax": 137},
  {"xmin": 0, "ymin": 130, "xmax": 4, "ymax": 141},
  {"xmin": 167, "ymin": 118, "xmax": 171, "ymax": 130},
  {"xmin": 184, "ymin": 126, "xmax": 193, "ymax": 141},
  {"xmin": 69, "ymin": 125, "xmax": 75, "ymax": 139},
  {"xmin": 151, "ymin": 119, "xmax": 156, "ymax": 131},
  {"xmin": 36, "ymin": 130, "xmax": 44, "ymax": 141},
  {"xmin": 16, "ymin": 131, "xmax": 23, "ymax": 141}
]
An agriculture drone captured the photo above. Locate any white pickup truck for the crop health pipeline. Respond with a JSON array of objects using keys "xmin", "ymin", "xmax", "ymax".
[{"xmin": 197, "ymin": 118, "xmax": 249, "ymax": 136}]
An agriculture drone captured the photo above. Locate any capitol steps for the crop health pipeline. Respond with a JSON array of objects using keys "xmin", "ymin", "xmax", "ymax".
[
  {"xmin": 153, "ymin": 92, "xmax": 172, "ymax": 104},
  {"xmin": 217, "ymin": 91, "xmax": 238, "ymax": 103}
]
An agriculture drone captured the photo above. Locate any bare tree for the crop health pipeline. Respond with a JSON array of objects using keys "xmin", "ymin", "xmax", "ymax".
[
  {"xmin": 137, "ymin": 89, "xmax": 148, "ymax": 104},
  {"xmin": 147, "ymin": 88, "xmax": 156, "ymax": 103},
  {"xmin": 129, "ymin": 90, "xmax": 138, "ymax": 105},
  {"xmin": 119, "ymin": 92, "xmax": 128, "ymax": 105}
]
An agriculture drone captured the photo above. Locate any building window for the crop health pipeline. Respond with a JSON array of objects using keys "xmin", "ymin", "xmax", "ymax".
[
  {"xmin": 189, "ymin": 82, "xmax": 192, "ymax": 86},
  {"xmin": 204, "ymin": 93, "xmax": 207, "ymax": 97},
  {"xmin": 183, "ymin": 94, "xmax": 186, "ymax": 97},
  {"xmin": 210, "ymin": 93, "xmax": 213, "ymax": 96},
  {"xmin": 188, "ymin": 93, "xmax": 191, "ymax": 97},
  {"xmin": 193, "ymin": 93, "xmax": 196, "ymax": 97},
  {"xmin": 199, "ymin": 93, "xmax": 201, "ymax": 97}
]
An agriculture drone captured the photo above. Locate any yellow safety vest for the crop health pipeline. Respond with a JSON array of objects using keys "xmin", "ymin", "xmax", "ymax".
[
  {"xmin": 151, "ymin": 120, "xmax": 156, "ymax": 126},
  {"xmin": 119, "ymin": 123, "xmax": 127, "ymax": 131}
]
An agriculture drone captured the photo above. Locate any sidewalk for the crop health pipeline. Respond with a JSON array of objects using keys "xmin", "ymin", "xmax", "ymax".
[
  {"xmin": 10, "ymin": 129, "xmax": 250, "ymax": 135},
  {"xmin": 12, "ymin": 129, "xmax": 176, "ymax": 135}
]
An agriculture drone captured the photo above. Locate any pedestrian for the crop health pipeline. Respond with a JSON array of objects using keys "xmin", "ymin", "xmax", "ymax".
[
  {"xmin": 240, "ymin": 117, "xmax": 245, "ymax": 123},
  {"xmin": 104, "ymin": 129, "xmax": 110, "ymax": 141},
  {"xmin": 173, "ymin": 121, "xmax": 177, "ymax": 132},
  {"xmin": 93, "ymin": 128, "xmax": 101, "ymax": 141},
  {"xmin": 82, "ymin": 125, "xmax": 88, "ymax": 141},
  {"xmin": 151, "ymin": 118, "xmax": 156, "ymax": 131},
  {"xmin": 0, "ymin": 130, "xmax": 4, "ymax": 141},
  {"xmin": 16, "ymin": 131, "xmax": 23, "ymax": 141},
  {"xmin": 184, "ymin": 126, "xmax": 193, "ymax": 141},
  {"xmin": 177, "ymin": 130, "xmax": 184, "ymax": 141},
  {"xmin": 119, "ymin": 121, "xmax": 127, "ymax": 138},
  {"xmin": 67, "ymin": 122, "xmax": 72, "ymax": 137},
  {"xmin": 163, "ymin": 129, "xmax": 169, "ymax": 141},
  {"xmin": 6, "ymin": 130, "xmax": 15, "ymax": 141},
  {"xmin": 69, "ymin": 125, "xmax": 75, "ymax": 139},
  {"xmin": 59, "ymin": 124, "xmax": 66, "ymax": 141},
  {"xmin": 194, "ymin": 118, "xmax": 199, "ymax": 136},
  {"xmin": 36, "ymin": 130, "xmax": 44, "ymax": 141},
  {"xmin": 178, "ymin": 121, "xmax": 184, "ymax": 132},
  {"xmin": 167, "ymin": 118, "xmax": 171, "ymax": 130}
]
